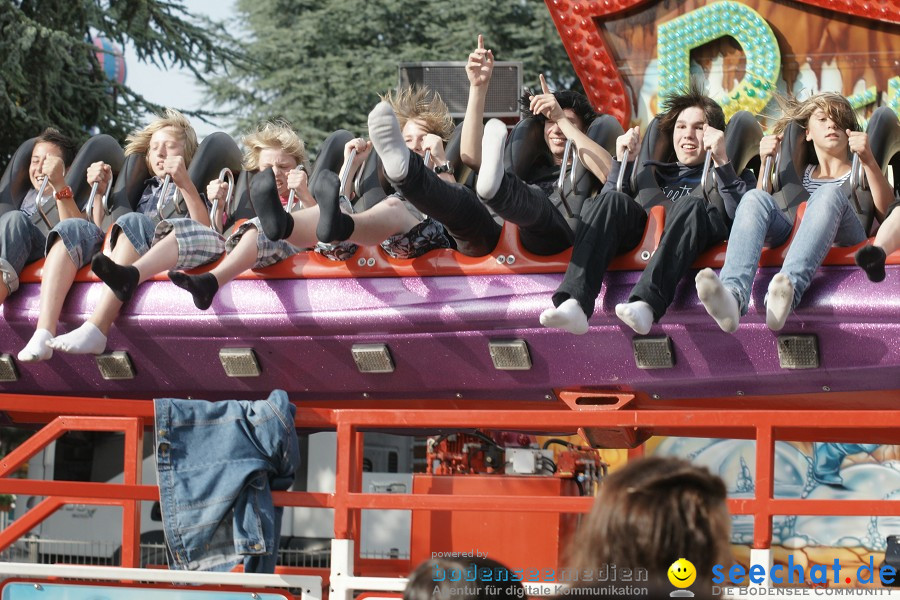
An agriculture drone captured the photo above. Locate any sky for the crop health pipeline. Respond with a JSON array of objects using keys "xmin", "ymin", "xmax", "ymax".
[{"xmin": 122, "ymin": 0, "xmax": 237, "ymax": 138}]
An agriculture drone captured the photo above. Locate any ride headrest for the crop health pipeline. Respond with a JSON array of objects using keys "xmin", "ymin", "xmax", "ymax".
[
  {"xmin": 110, "ymin": 153, "xmax": 151, "ymax": 212},
  {"xmin": 724, "ymin": 111, "xmax": 763, "ymax": 176},
  {"xmin": 188, "ymin": 132, "xmax": 243, "ymax": 193},
  {"xmin": 65, "ymin": 134, "xmax": 125, "ymax": 210},
  {"xmin": 780, "ymin": 120, "xmax": 809, "ymax": 185},
  {"xmin": 630, "ymin": 116, "xmax": 672, "ymax": 192},
  {"xmin": 444, "ymin": 122, "xmax": 466, "ymax": 177},
  {"xmin": 504, "ymin": 117, "xmax": 551, "ymax": 180},
  {"xmin": 866, "ymin": 106, "xmax": 900, "ymax": 191},
  {"xmin": 309, "ymin": 129, "xmax": 354, "ymax": 197},
  {"xmin": 0, "ymin": 137, "xmax": 37, "ymax": 209}
]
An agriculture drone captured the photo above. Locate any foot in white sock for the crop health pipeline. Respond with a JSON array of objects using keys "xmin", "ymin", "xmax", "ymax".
[
  {"xmin": 615, "ymin": 300, "xmax": 654, "ymax": 335},
  {"xmin": 367, "ymin": 101, "xmax": 408, "ymax": 182},
  {"xmin": 765, "ymin": 273, "xmax": 794, "ymax": 331},
  {"xmin": 539, "ymin": 298, "xmax": 589, "ymax": 335},
  {"xmin": 17, "ymin": 328, "xmax": 53, "ymax": 362},
  {"xmin": 47, "ymin": 322, "xmax": 107, "ymax": 355},
  {"xmin": 695, "ymin": 268, "xmax": 740, "ymax": 333},
  {"xmin": 476, "ymin": 119, "xmax": 508, "ymax": 201}
]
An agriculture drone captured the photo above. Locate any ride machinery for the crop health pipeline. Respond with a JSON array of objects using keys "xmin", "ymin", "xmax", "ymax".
[{"xmin": 0, "ymin": 0, "xmax": 899, "ymax": 598}]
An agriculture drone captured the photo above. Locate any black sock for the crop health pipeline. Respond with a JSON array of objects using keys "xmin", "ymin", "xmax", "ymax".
[
  {"xmin": 168, "ymin": 271, "xmax": 219, "ymax": 310},
  {"xmin": 91, "ymin": 253, "xmax": 139, "ymax": 302},
  {"xmin": 854, "ymin": 245, "xmax": 886, "ymax": 283},
  {"xmin": 314, "ymin": 171, "xmax": 354, "ymax": 243},
  {"xmin": 252, "ymin": 168, "xmax": 294, "ymax": 241}
]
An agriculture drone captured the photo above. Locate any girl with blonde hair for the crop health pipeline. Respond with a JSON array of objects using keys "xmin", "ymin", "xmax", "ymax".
[{"xmin": 696, "ymin": 92, "xmax": 893, "ymax": 332}]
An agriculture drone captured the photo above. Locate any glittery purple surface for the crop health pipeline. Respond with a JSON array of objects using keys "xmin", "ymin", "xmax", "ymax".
[{"xmin": 1, "ymin": 265, "xmax": 897, "ymax": 401}]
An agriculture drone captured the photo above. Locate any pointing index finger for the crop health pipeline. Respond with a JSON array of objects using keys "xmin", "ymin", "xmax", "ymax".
[{"xmin": 539, "ymin": 73, "xmax": 551, "ymax": 95}]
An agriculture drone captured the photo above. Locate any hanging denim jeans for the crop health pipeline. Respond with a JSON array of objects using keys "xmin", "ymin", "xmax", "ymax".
[{"xmin": 154, "ymin": 389, "xmax": 299, "ymax": 572}]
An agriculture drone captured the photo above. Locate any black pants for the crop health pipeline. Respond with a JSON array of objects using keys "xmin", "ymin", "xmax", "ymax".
[
  {"xmin": 394, "ymin": 150, "xmax": 501, "ymax": 257},
  {"xmin": 629, "ymin": 195, "xmax": 729, "ymax": 321},
  {"xmin": 553, "ymin": 191, "xmax": 648, "ymax": 317},
  {"xmin": 485, "ymin": 173, "xmax": 575, "ymax": 256}
]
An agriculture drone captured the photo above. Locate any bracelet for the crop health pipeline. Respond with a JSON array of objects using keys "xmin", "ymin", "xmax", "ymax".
[
  {"xmin": 434, "ymin": 163, "xmax": 454, "ymax": 175},
  {"xmin": 55, "ymin": 185, "xmax": 73, "ymax": 201}
]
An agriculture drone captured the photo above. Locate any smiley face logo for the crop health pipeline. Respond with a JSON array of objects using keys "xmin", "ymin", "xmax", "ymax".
[{"xmin": 668, "ymin": 558, "xmax": 696, "ymax": 588}]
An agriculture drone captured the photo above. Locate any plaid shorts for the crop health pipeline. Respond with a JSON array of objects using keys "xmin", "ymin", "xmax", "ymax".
[
  {"xmin": 226, "ymin": 217, "xmax": 306, "ymax": 269},
  {"xmin": 314, "ymin": 241, "xmax": 359, "ymax": 262},
  {"xmin": 154, "ymin": 218, "xmax": 225, "ymax": 270}
]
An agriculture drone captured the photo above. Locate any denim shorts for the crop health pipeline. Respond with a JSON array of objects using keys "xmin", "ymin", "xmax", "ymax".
[
  {"xmin": 0, "ymin": 210, "xmax": 46, "ymax": 293},
  {"xmin": 46, "ymin": 218, "xmax": 105, "ymax": 269}
]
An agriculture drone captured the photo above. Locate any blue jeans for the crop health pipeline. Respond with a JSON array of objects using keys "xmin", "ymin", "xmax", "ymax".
[
  {"xmin": 0, "ymin": 211, "xmax": 46, "ymax": 294},
  {"xmin": 46, "ymin": 218, "xmax": 105, "ymax": 269},
  {"xmin": 720, "ymin": 186, "xmax": 866, "ymax": 314},
  {"xmin": 154, "ymin": 390, "xmax": 299, "ymax": 573},
  {"xmin": 111, "ymin": 212, "xmax": 157, "ymax": 256}
]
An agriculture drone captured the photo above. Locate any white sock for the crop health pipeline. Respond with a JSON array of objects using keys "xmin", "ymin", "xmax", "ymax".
[
  {"xmin": 615, "ymin": 301, "xmax": 654, "ymax": 335},
  {"xmin": 47, "ymin": 322, "xmax": 107, "ymax": 355},
  {"xmin": 476, "ymin": 119, "xmax": 508, "ymax": 201},
  {"xmin": 17, "ymin": 328, "xmax": 53, "ymax": 362},
  {"xmin": 367, "ymin": 101, "xmax": 408, "ymax": 182},
  {"xmin": 539, "ymin": 298, "xmax": 589, "ymax": 335},
  {"xmin": 696, "ymin": 268, "xmax": 740, "ymax": 333},
  {"xmin": 765, "ymin": 273, "xmax": 794, "ymax": 331}
]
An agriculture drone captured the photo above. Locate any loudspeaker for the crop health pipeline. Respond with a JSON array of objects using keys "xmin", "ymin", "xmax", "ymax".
[{"xmin": 399, "ymin": 61, "xmax": 523, "ymax": 119}]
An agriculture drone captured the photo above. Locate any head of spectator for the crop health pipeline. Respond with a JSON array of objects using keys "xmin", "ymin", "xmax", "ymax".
[{"xmin": 565, "ymin": 456, "xmax": 732, "ymax": 587}]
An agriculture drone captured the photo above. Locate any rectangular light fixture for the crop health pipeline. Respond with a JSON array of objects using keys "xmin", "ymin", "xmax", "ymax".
[
  {"xmin": 777, "ymin": 335, "xmax": 819, "ymax": 369},
  {"xmin": 219, "ymin": 348, "xmax": 261, "ymax": 377},
  {"xmin": 351, "ymin": 343, "xmax": 394, "ymax": 373},
  {"xmin": 0, "ymin": 354, "xmax": 18, "ymax": 382},
  {"xmin": 489, "ymin": 339, "xmax": 532, "ymax": 370},
  {"xmin": 632, "ymin": 336, "xmax": 675, "ymax": 369},
  {"xmin": 95, "ymin": 351, "xmax": 136, "ymax": 380}
]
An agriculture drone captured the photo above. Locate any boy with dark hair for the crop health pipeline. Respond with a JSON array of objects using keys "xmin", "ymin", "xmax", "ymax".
[
  {"xmin": 0, "ymin": 127, "xmax": 78, "ymax": 305},
  {"xmin": 540, "ymin": 88, "xmax": 754, "ymax": 335}
]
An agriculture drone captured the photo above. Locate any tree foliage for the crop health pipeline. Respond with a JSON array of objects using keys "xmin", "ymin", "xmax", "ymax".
[
  {"xmin": 0, "ymin": 0, "xmax": 243, "ymax": 169},
  {"xmin": 204, "ymin": 0, "xmax": 579, "ymax": 149}
]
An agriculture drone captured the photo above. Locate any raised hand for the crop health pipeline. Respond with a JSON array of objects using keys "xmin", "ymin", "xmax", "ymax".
[
  {"xmin": 528, "ymin": 74, "xmax": 565, "ymax": 122},
  {"xmin": 466, "ymin": 34, "xmax": 494, "ymax": 87}
]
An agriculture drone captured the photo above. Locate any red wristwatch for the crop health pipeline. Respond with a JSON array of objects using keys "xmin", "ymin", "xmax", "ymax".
[{"xmin": 55, "ymin": 186, "xmax": 73, "ymax": 201}]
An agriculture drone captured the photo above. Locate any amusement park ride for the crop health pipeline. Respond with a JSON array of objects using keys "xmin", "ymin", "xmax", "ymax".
[{"xmin": 0, "ymin": 0, "xmax": 899, "ymax": 597}]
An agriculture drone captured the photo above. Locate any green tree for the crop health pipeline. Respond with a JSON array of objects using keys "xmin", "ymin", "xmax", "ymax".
[
  {"xmin": 204, "ymin": 0, "xmax": 579, "ymax": 148},
  {"xmin": 0, "ymin": 0, "xmax": 243, "ymax": 168}
]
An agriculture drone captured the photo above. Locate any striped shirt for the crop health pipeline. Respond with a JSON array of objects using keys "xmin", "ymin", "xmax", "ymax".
[{"xmin": 802, "ymin": 164, "xmax": 850, "ymax": 195}]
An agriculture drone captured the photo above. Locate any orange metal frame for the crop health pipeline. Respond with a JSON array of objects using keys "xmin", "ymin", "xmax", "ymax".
[{"xmin": 1, "ymin": 391, "xmax": 900, "ymax": 575}]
